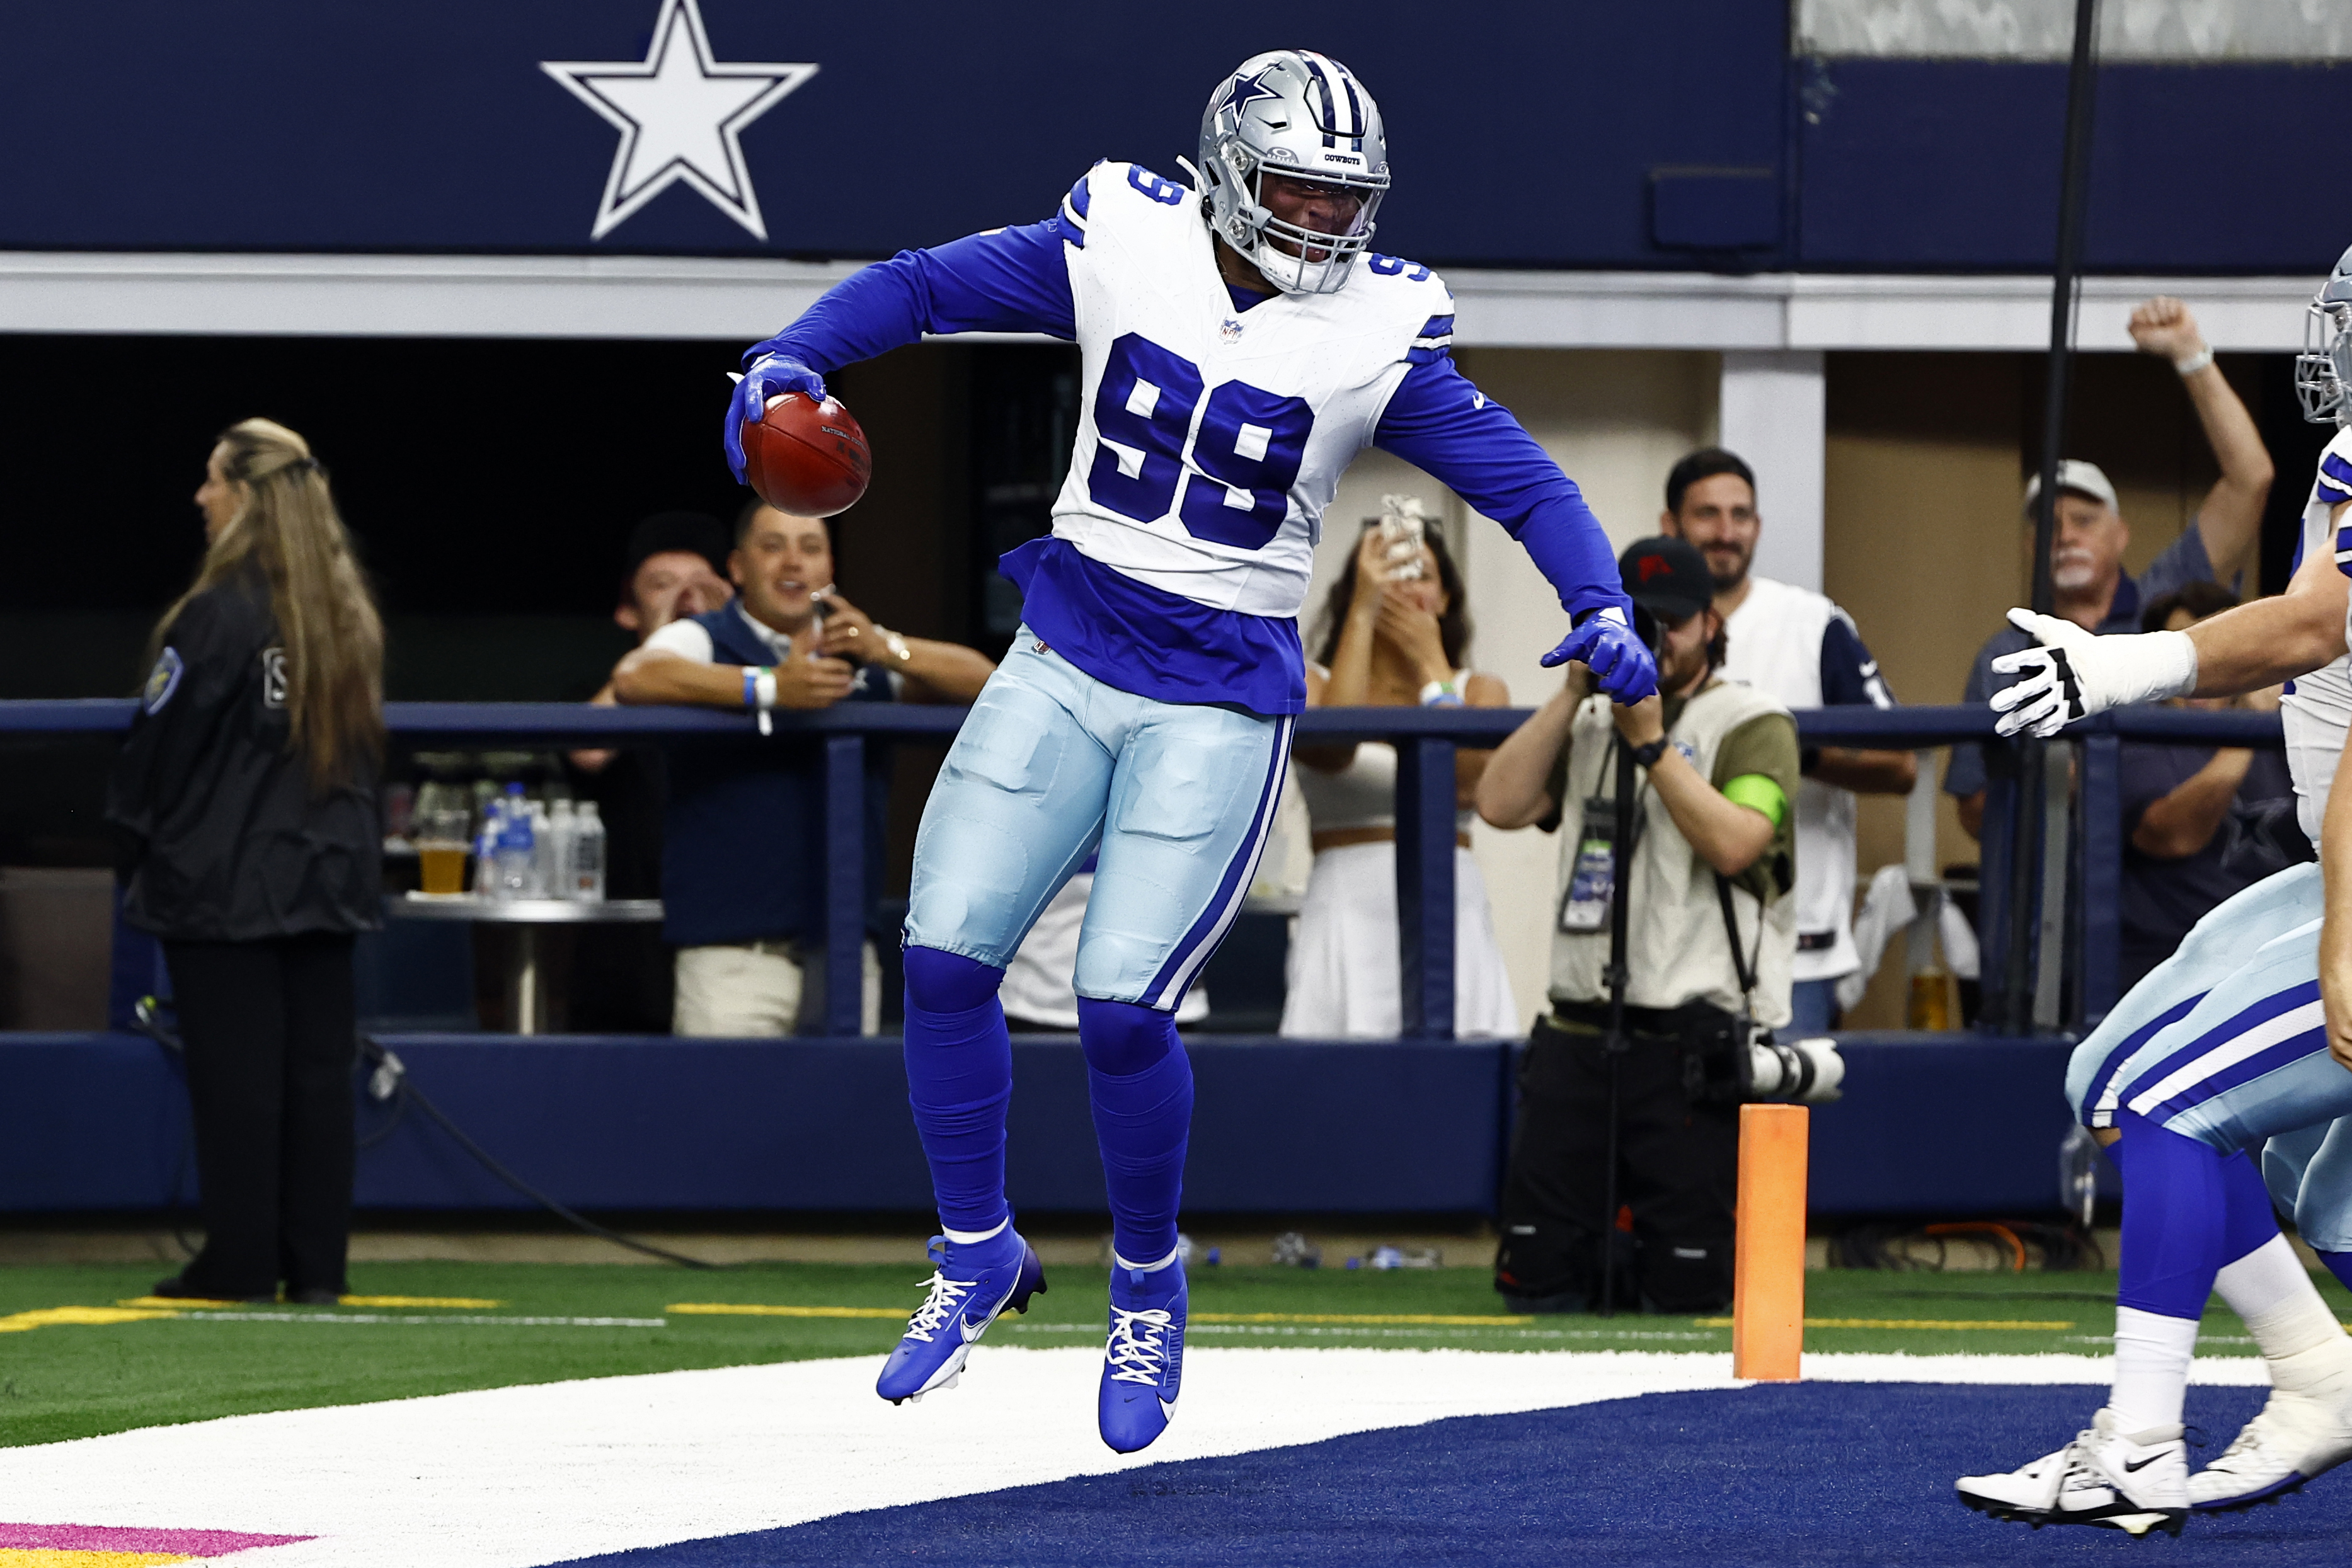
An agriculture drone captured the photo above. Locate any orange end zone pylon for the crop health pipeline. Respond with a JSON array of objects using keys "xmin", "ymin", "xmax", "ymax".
[{"xmin": 1731, "ymin": 1102, "xmax": 1809, "ymax": 1381}]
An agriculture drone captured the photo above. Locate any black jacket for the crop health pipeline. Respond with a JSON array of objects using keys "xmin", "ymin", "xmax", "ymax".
[{"xmin": 105, "ymin": 569, "xmax": 381, "ymax": 941}]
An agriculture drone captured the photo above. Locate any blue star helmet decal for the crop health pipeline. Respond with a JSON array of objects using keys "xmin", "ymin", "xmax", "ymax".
[{"xmin": 1219, "ymin": 67, "xmax": 1282, "ymax": 125}]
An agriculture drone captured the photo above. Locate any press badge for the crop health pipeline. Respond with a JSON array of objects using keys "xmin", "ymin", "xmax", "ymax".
[{"xmin": 1558, "ymin": 796, "xmax": 1622, "ymax": 932}]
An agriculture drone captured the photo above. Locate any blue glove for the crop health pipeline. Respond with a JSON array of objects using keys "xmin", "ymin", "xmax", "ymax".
[
  {"xmin": 1542, "ymin": 608, "xmax": 1658, "ymax": 704},
  {"xmin": 723, "ymin": 353, "xmax": 828, "ymax": 482}
]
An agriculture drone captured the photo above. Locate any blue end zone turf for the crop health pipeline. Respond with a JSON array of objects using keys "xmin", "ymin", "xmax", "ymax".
[{"xmin": 560, "ymin": 1383, "xmax": 2352, "ymax": 1567}]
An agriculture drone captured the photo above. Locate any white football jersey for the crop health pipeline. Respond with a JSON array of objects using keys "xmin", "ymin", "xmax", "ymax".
[
  {"xmin": 2281, "ymin": 425, "xmax": 2352, "ymax": 840},
  {"xmin": 1050, "ymin": 162, "xmax": 1454, "ymax": 617}
]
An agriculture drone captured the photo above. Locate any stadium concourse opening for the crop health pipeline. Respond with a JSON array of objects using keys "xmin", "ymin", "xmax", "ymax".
[{"xmin": 0, "ymin": 333, "xmax": 1079, "ymax": 1001}]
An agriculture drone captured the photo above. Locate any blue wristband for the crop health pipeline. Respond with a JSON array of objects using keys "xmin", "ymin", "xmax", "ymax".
[{"xmin": 742, "ymin": 667, "xmax": 758, "ymax": 710}]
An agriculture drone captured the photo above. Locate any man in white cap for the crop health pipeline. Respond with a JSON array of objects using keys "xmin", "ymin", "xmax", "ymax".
[{"xmin": 1947, "ymin": 297, "xmax": 2275, "ymax": 838}]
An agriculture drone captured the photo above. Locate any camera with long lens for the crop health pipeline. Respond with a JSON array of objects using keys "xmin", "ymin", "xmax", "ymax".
[
  {"xmin": 1744, "ymin": 1029, "xmax": 1845, "ymax": 1104},
  {"xmin": 1681, "ymin": 1010, "xmax": 1845, "ymax": 1105}
]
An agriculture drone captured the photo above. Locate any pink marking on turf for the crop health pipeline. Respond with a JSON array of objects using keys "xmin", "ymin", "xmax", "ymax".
[{"xmin": 0, "ymin": 1525, "xmax": 311, "ymax": 1557}]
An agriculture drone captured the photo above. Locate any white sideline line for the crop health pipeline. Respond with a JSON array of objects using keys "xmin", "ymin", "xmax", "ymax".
[
  {"xmin": 175, "ymin": 1313, "xmax": 667, "ymax": 1329},
  {"xmin": 1007, "ymin": 1321, "xmax": 1726, "ymax": 1342}
]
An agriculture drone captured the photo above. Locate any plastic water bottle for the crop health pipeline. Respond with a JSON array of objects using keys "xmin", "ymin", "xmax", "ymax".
[
  {"xmin": 540, "ymin": 799, "xmax": 574, "ymax": 900},
  {"xmin": 570, "ymin": 801, "xmax": 607, "ymax": 901},
  {"xmin": 493, "ymin": 796, "xmax": 536, "ymax": 901},
  {"xmin": 471, "ymin": 800, "xmax": 503, "ymax": 895}
]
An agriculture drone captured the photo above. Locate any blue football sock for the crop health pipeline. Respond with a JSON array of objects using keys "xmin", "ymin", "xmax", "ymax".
[
  {"xmin": 902, "ymin": 946, "xmax": 1013, "ymax": 1237},
  {"xmin": 1077, "ymin": 997, "xmax": 1193, "ymax": 1264},
  {"xmin": 2321, "ymin": 1251, "xmax": 2352, "ymax": 1294},
  {"xmin": 2115, "ymin": 1109, "xmax": 2280, "ymax": 1320}
]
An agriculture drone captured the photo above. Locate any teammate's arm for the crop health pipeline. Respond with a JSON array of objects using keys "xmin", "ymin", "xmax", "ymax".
[
  {"xmin": 2180, "ymin": 530, "xmax": 2351, "ymax": 695},
  {"xmin": 1990, "ymin": 501, "xmax": 2351, "ymax": 738},
  {"xmin": 1373, "ymin": 356, "xmax": 1654, "ymax": 702}
]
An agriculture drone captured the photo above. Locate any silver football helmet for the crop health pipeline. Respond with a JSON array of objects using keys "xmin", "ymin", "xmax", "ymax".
[
  {"xmin": 2295, "ymin": 243, "xmax": 2352, "ymax": 426},
  {"xmin": 1196, "ymin": 50, "xmax": 1389, "ymax": 295}
]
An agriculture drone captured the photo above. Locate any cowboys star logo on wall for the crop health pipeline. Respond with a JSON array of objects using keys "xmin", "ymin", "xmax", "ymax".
[{"xmin": 542, "ymin": 0, "xmax": 816, "ymax": 241}]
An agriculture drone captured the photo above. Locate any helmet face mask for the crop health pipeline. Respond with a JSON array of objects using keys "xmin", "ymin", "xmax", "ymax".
[
  {"xmin": 2296, "ymin": 301, "xmax": 2352, "ymax": 427},
  {"xmin": 1198, "ymin": 50, "xmax": 1390, "ymax": 296},
  {"xmin": 2295, "ymin": 243, "xmax": 2352, "ymax": 427}
]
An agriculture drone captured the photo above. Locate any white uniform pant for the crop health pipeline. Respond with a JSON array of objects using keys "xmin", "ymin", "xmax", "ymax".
[{"xmin": 2065, "ymin": 862, "xmax": 2352, "ymax": 1250}]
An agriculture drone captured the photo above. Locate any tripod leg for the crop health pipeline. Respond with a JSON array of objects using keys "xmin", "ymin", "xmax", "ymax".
[{"xmin": 1599, "ymin": 1049, "xmax": 1621, "ymax": 1317}]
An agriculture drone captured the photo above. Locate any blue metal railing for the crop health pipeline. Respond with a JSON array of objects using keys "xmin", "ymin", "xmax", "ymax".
[{"xmin": 1, "ymin": 699, "xmax": 2288, "ymax": 1038}]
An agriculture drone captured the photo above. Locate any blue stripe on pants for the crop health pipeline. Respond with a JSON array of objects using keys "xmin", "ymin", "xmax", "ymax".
[{"xmin": 2066, "ymin": 862, "xmax": 2321, "ymax": 1127}]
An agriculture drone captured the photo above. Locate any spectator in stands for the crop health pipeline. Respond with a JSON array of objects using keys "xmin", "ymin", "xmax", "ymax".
[
  {"xmin": 1660, "ymin": 447, "xmax": 1914, "ymax": 1034},
  {"xmin": 1282, "ymin": 514, "xmax": 1520, "ymax": 1038},
  {"xmin": 565, "ymin": 512, "xmax": 737, "ymax": 1033},
  {"xmin": 1948, "ymin": 296, "xmax": 2274, "ymax": 838},
  {"xmin": 107, "ymin": 418, "xmax": 384, "ymax": 1303},
  {"xmin": 611, "ymin": 501, "xmax": 992, "ymax": 1036},
  {"xmin": 2116, "ymin": 582, "xmax": 2307, "ymax": 990},
  {"xmin": 1477, "ymin": 535, "xmax": 1798, "ymax": 1314}
]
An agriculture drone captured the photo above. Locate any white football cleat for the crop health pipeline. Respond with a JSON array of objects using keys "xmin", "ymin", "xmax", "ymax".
[
  {"xmin": 2191, "ymin": 1340, "xmax": 2352, "ymax": 1511},
  {"xmin": 1957, "ymin": 1409, "xmax": 2188, "ymax": 1537}
]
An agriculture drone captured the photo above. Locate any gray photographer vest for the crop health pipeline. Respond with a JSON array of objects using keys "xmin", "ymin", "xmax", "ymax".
[{"xmin": 1548, "ymin": 680, "xmax": 1796, "ymax": 1027}]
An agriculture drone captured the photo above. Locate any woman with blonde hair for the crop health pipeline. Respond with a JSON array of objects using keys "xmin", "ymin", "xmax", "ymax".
[
  {"xmin": 1280, "ymin": 510, "xmax": 1520, "ymax": 1038},
  {"xmin": 107, "ymin": 419, "xmax": 385, "ymax": 1303}
]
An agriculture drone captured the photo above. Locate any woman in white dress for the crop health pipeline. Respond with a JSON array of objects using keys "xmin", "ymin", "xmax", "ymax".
[{"xmin": 1280, "ymin": 517, "xmax": 1522, "ymax": 1039}]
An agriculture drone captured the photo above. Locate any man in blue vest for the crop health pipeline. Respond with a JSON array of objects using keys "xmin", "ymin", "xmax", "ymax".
[{"xmin": 611, "ymin": 503, "xmax": 994, "ymax": 1034}]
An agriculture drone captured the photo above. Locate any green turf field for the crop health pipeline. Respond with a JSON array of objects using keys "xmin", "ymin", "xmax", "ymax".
[{"xmin": 4, "ymin": 1260, "xmax": 2346, "ymax": 1450}]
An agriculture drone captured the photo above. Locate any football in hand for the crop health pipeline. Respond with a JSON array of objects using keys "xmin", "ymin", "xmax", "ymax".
[{"xmin": 742, "ymin": 392, "xmax": 871, "ymax": 517}]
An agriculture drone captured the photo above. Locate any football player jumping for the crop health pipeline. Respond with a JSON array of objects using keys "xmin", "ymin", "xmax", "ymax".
[
  {"xmin": 1956, "ymin": 247, "xmax": 2352, "ymax": 1533},
  {"xmin": 720, "ymin": 50, "xmax": 1653, "ymax": 1453}
]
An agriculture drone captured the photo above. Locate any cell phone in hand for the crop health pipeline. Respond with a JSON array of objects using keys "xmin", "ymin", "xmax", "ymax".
[{"xmin": 1375, "ymin": 495, "xmax": 1429, "ymax": 581}]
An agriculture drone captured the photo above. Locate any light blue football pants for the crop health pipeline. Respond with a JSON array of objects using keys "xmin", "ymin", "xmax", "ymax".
[
  {"xmin": 2066, "ymin": 862, "xmax": 2352, "ymax": 1249},
  {"xmin": 902, "ymin": 631, "xmax": 1292, "ymax": 1010}
]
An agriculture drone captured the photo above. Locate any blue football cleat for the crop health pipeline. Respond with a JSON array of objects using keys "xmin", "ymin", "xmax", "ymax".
[
  {"xmin": 1098, "ymin": 1256, "xmax": 1186, "ymax": 1453},
  {"xmin": 875, "ymin": 1228, "xmax": 1047, "ymax": 1405}
]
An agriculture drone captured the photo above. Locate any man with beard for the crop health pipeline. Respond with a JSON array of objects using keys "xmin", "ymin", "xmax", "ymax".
[
  {"xmin": 1662, "ymin": 448, "xmax": 1913, "ymax": 1034},
  {"xmin": 1947, "ymin": 296, "xmax": 2273, "ymax": 840}
]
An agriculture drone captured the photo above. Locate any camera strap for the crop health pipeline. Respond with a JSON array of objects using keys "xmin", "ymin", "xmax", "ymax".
[{"xmin": 1714, "ymin": 873, "xmax": 1766, "ymax": 1023}]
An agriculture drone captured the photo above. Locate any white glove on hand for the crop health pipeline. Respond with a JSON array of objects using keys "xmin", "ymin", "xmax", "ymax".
[{"xmin": 1987, "ymin": 608, "xmax": 2198, "ymax": 738}]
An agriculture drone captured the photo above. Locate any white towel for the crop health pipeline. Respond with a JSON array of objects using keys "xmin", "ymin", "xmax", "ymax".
[{"xmin": 1837, "ymin": 864, "xmax": 1920, "ymax": 1013}]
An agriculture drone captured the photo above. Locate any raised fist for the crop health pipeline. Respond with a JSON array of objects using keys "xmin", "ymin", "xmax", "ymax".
[{"xmin": 2128, "ymin": 296, "xmax": 2207, "ymax": 365}]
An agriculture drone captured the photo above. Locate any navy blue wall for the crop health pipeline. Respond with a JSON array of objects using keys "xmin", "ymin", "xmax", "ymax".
[
  {"xmin": 0, "ymin": 1032, "xmax": 2071, "ymax": 1218},
  {"xmin": 1797, "ymin": 59, "xmax": 2352, "ymax": 272},
  {"xmin": 8, "ymin": 1, "xmax": 2343, "ymax": 272}
]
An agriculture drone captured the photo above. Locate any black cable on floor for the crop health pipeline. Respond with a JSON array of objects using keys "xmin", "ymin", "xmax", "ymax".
[{"xmin": 358, "ymin": 1037, "xmax": 723, "ymax": 1270}]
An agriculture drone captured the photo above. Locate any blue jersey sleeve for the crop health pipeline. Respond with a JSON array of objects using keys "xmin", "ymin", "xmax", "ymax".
[
  {"xmin": 1819, "ymin": 612, "xmax": 1897, "ymax": 709},
  {"xmin": 1372, "ymin": 356, "xmax": 1631, "ymax": 623},
  {"xmin": 745, "ymin": 215, "xmax": 1078, "ymax": 374}
]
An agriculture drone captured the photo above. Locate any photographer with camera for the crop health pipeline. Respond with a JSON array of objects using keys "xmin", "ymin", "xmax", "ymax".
[{"xmin": 1476, "ymin": 536, "xmax": 1803, "ymax": 1315}]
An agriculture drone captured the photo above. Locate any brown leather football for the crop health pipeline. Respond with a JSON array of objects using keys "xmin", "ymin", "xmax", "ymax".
[{"xmin": 743, "ymin": 392, "xmax": 871, "ymax": 518}]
